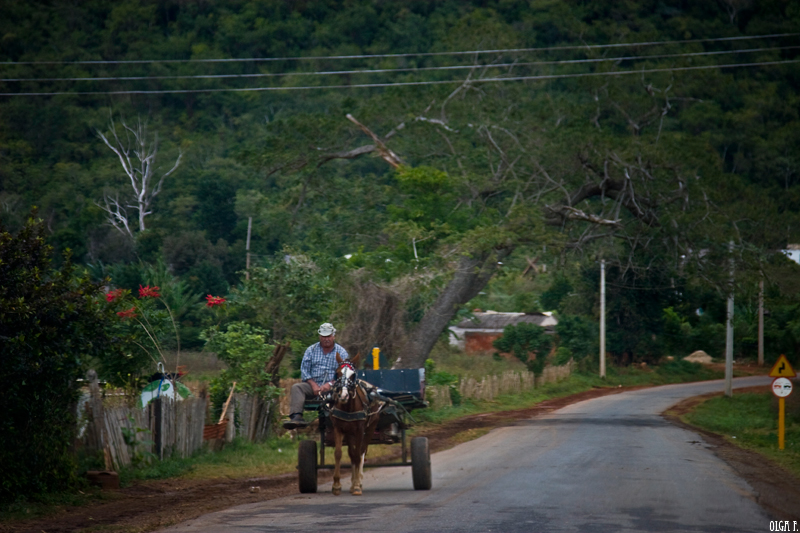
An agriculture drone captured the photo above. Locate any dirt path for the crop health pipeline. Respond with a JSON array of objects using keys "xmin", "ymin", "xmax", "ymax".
[{"xmin": 5, "ymin": 382, "xmax": 795, "ymax": 533}]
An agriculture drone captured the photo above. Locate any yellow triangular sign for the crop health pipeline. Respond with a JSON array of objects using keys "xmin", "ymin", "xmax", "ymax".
[{"xmin": 769, "ymin": 354, "xmax": 796, "ymax": 378}]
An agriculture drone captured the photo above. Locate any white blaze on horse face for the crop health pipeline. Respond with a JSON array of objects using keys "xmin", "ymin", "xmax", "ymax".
[{"xmin": 338, "ymin": 365, "xmax": 356, "ymax": 402}]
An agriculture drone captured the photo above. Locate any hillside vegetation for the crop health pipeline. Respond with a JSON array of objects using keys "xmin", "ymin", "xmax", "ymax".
[{"xmin": 3, "ymin": 0, "xmax": 800, "ymax": 501}]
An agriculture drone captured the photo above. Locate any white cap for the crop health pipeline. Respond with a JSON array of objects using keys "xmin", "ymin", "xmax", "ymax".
[{"xmin": 318, "ymin": 323, "xmax": 336, "ymax": 336}]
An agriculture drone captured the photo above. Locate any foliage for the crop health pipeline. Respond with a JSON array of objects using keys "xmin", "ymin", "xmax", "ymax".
[
  {"xmin": 200, "ymin": 322, "xmax": 278, "ymax": 399},
  {"xmin": 554, "ymin": 346, "xmax": 574, "ymax": 366},
  {"xmin": 540, "ymin": 275, "xmax": 573, "ymax": 312},
  {"xmin": 99, "ymin": 282, "xmax": 177, "ymax": 386},
  {"xmin": 0, "ymin": 214, "xmax": 117, "ymax": 503},
  {"xmin": 555, "ymin": 314, "xmax": 598, "ymax": 360},
  {"xmin": 424, "ymin": 358, "xmax": 462, "ymax": 406},
  {"xmin": 120, "ymin": 416, "xmax": 156, "ymax": 467},
  {"xmin": 493, "ymin": 323, "xmax": 553, "ymax": 375},
  {"xmin": 2, "ymin": 1, "xmax": 800, "ymax": 370},
  {"xmin": 232, "ymin": 253, "xmax": 334, "ymax": 343}
]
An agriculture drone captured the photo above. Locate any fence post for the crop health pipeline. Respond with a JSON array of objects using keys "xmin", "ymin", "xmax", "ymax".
[{"xmin": 153, "ymin": 397, "xmax": 163, "ymax": 460}]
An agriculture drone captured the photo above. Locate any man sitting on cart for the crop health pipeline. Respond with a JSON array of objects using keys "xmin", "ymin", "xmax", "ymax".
[{"xmin": 283, "ymin": 322, "xmax": 350, "ymax": 429}]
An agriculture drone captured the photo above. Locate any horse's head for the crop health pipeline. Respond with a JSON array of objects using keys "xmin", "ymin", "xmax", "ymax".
[{"xmin": 333, "ymin": 352, "xmax": 360, "ymax": 403}]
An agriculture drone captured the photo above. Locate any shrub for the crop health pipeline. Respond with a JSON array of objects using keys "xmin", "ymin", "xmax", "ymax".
[
  {"xmin": 492, "ymin": 323, "xmax": 553, "ymax": 375},
  {"xmin": 555, "ymin": 314, "xmax": 597, "ymax": 359},
  {"xmin": 424, "ymin": 359, "xmax": 461, "ymax": 406},
  {"xmin": 0, "ymin": 213, "xmax": 117, "ymax": 502}
]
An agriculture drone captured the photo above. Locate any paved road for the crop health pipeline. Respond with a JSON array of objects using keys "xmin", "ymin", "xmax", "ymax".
[{"xmin": 161, "ymin": 376, "xmax": 775, "ymax": 533}]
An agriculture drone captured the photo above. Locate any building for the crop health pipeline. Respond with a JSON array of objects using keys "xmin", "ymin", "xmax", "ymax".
[
  {"xmin": 449, "ymin": 311, "xmax": 558, "ymax": 353},
  {"xmin": 783, "ymin": 244, "xmax": 800, "ymax": 265}
]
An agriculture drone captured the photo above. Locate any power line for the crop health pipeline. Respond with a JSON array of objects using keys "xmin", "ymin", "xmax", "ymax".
[
  {"xmin": 3, "ymin": 46, "xmax": 796, "ymax": 83},
  {"xmin": 2, "ymin": 32, "xmax": 797, "ymax": 66},
  {"xmin": 2, "ymin": 59, "xmax": 796, "ymax": 97}
]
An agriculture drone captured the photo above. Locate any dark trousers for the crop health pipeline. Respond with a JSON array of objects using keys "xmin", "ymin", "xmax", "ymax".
[{"xmin": 289, "ymin": 381, "xmax": 316, "ymax": 415}]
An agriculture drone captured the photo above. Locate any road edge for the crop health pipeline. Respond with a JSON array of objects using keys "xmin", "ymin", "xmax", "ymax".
[{"xmin": 662, "ymin": 391, "xmax": 800, "ymax": 523}]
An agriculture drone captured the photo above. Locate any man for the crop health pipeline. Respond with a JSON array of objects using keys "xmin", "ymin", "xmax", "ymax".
[{"xmin": 283, "ymin": 322, "xmax": 350, "ymax": 429}]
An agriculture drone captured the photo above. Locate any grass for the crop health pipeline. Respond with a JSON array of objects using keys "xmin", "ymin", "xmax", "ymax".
[
  {"xmin": 119, "ymin": 435, "xmax": 300, "ymax": 484},
  {"xmin": 683, "ymin": 392, "xmax": 800, "ymax": 478}
]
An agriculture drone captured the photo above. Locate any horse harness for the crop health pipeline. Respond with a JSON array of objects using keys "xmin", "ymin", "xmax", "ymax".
[{"xmin": 328, "ymin": 362, "xmax": 382, "ymax": 423}]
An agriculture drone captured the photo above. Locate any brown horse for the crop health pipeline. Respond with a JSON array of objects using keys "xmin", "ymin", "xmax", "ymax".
[{"xmin": 330, "ymin": 353, "xmax": 383, "ymax": 496}]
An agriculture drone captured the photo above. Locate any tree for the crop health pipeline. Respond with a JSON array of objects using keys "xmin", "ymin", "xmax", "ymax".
[
  {"xmin": 0, "ymin": 212, "xmax": 117, "ymax": 502},
  {"xmin": 289, "ymin": 89, "xmax": 692, "ymax": 368},
  {"xmin": 96, "ymin": 118, "xmax": 182, "ymax": 239}
]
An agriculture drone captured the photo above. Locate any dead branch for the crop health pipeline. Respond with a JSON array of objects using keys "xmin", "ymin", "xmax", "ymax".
[
  {"xmin": 95, "ymin": 193, "xmax": 134, "ymax": 239},
  {"xmin": 346, "ymin": 114, "xmax": 404, "ymax": 168},
  {"xmin": 97, "ymin": 118, "xmax": 182, "ymax": 233}
]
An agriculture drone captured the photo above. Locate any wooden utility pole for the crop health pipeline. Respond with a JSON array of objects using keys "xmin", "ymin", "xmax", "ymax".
[
  {"xmin": 245, "ymin": 216, "xmax": 252, "ymax": 280},
  {"xmin": 725, "ymin": 241, "xmax": 734, "ymax": 397},
  {"xmin": 758, "ymin": 278, "xmax": 764, "ymax": 366},
  {"xmin": 600, "ymin": 259, "xmax": 606, "ymax": 378}
]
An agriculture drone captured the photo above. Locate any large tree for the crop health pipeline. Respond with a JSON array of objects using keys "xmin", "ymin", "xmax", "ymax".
[{"xmin": 256, "ymin": 64, "xmax": 716, "ymax": 368}]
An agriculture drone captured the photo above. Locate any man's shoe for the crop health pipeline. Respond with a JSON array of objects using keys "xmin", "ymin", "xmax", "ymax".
[{"xmin": 282, "ymin": 414, "xmax": 308, "ymax": 430}]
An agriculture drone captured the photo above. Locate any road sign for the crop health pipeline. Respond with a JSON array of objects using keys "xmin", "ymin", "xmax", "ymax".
[
  {"xmin": 768, "ymin": 354, "xmax": 796, "ymax": 378},
  {"xmin": 772, "ymin": 377, "xmax": 793, "ymax": 398},
  {"xmin": 772, "ymin": 377, "xmax": 794, "ymax": 451}
]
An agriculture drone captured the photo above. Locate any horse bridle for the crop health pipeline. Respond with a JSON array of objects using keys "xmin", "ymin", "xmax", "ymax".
[{"xmin": 333, "ymin": 361, "xmax": 358, "ymax": 402}]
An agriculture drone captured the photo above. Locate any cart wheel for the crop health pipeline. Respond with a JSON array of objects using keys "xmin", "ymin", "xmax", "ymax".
[
  {"xmin": 410, "ymin": 437, "xmax": 431, "ymax": 490},
  {"xmin": 298, "ymin": 440, "xmax": 318, "ymax": 493}
]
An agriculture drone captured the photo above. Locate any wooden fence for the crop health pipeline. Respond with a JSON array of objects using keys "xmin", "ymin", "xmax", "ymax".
[
  {"xmin": 81, "ymin": 360, "xmax": 573, "ymax": 468},
  {"xmin": 426, "ymin": 360, "xmax": 574, "ymax": 409},
  {"xmin": 81, "ymin": 371, "xmax": 274, "ymax": 469},
  {"xmin": 83, "ymin": 394, "xmax": 207, "ymax": 470}
]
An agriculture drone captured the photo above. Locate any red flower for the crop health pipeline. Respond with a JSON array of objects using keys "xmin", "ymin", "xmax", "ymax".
[
  {"xmin": 138, "ymin": 284, "xmax": 161, "ymax": 298},
  {"xmin": 106, "ymin": 288, "xmax": 125, "ymax": 302},
  {"xmin": 116, "ymin": 307, "xmax": 137, "ymax": 319},
  {"xmin": 205, "ymin": 295, "xmax": 226, "ymax": 307}
]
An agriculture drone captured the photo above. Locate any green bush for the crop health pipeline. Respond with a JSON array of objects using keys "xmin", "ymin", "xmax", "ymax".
[
  {"xmin": 554, "ymin": 346, "xmax": 573, "ymax": 366},
  {"xmin": 555, "ymin": 315, "xmax": 598, "ymax": 359},
  {"xmin": 492, "ymin": 323, "xmax": 553, "ymax": 375},
  {"xmin": 0, "ymin": 213, "xmax": 117, "ymax": 503},
  {"xmin": 201, "ymin": 322, "xmax": 279, "ymax": 400},
  {"xmin": 425, "ymin": 359, "xmax": 461, "ymax": 406}
]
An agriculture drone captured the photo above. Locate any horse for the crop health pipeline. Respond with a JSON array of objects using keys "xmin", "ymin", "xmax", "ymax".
[{"xmin": 329, "ymin": 352, "xmax": 383, "ymax": 496}]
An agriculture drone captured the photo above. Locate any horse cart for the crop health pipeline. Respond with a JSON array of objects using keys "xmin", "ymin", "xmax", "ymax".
[{"xmin": 296, "ymin": 368, "xmax": 432, "ymax": 493}]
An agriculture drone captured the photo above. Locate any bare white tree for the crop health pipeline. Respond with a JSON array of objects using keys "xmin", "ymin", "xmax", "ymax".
[{"xmin": 96, "ymin": 118, "xmax": 182, "ymax": 236}]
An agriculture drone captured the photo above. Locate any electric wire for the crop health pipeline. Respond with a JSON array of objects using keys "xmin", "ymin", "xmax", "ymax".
[
  {"xmin": 2, "ymin": 32, "xmax": 797, "ymax": 66},
  {"xmin": 2, "ymin": 45, "xmax": 796, "ymax": 83},
  {"xmin": 2, "ymin": 58, "xmax": 797, "ymax": 97}
]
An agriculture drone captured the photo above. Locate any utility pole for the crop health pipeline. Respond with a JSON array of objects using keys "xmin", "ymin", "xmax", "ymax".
[
  {"xmin": 600, "ymin": 259, "xmax": 606, "ymax": 379},
  {"xmin": 758, "ymin": 277, "xmax": 764, "ymax": 366},
  {"xmin": 245, "ymin": 216, "xmax": 252, "ymax": 281},
  {"xmin": 725, "ymin": 241, "xmax": 734, "ymax": 397}
]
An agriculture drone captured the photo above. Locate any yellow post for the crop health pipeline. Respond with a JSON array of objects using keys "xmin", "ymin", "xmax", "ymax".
[
  {"xmin": 779, "ymin": 397, "xmax": 785, "ymax": 450},
  {"xmin": 372, "ymin": 346, "xmax": 380, "ymax": 370}
]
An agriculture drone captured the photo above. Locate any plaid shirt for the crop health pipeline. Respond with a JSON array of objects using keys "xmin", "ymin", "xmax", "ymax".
[{"xmin": 300, "ymin": 342, "xmax": 350, "ymax": 385}]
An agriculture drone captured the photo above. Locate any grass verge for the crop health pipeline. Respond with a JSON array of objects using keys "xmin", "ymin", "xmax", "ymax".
[{"xmin": 681, "ymin": 391, "xmax": 800, "ymax": 478}]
